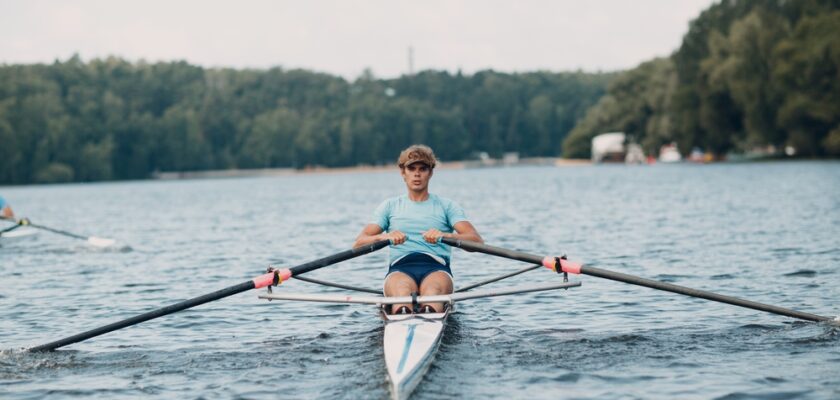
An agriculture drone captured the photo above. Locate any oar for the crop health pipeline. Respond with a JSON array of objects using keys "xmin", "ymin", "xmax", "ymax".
[
  {"xmin": 28, "ymin": 239, "xmax": 391, "ymax": 352},
  {"xmin": 0, "ymin": 223, "xmax": 22, "ymax": 235},
  {"xmin": 1, "ymin": 216, "xmax": 115, "ymax": 247},
  {"xmin": 442, "ymin": 238, "xmax": 838, "ymax": 324}
]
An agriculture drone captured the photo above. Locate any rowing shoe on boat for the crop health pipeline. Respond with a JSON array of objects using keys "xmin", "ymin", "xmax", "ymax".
[{"xmin": 260, "ymin": 281, "xmax": 580, "ymax": 400}]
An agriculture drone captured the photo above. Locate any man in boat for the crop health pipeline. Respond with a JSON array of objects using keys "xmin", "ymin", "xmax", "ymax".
[
  {"xmin": 0, "ymin": 195, "xmax": 14, "ymax": 219},
  {"xmin": 354, "ymin": 144, "xmax": 483, "ymax": 314}
]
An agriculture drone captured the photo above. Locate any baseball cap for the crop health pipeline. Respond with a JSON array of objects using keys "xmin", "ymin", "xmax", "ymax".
[{"xmin": 397, "ymin": 144, "xmax": 437, "ymax": 168}]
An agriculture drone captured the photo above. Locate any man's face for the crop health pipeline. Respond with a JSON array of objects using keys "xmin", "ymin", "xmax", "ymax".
[{"xmin": 401, "ymin": 163, "xmax": 433, "ymax": 192}]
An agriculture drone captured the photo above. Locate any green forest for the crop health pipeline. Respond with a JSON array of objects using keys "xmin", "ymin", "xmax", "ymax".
[
  {"xmin": 563, "ymin": 0, "xmax": 840, "ymax": 159},
  {"xmin": 0, "ymin": 61, "xmax": 611, "ymax": 184},
  {"xmin": 1, "ymin": 0, "xmax": 838, "ymax": 184}
]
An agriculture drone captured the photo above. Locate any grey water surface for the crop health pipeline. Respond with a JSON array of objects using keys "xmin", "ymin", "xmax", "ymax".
[{"xmin": 1, "ymin": 161, "xmax": 839, "ymax": 399}]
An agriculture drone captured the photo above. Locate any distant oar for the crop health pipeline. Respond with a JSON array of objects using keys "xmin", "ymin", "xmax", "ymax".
[
  {"xmin": 1, "ymin": 217, "xmax": 115, "ymax": 247},
  {"xmin": 0, "ymin": 223, "xmax": 22, "ymax": 235},
  {"xmin": 442, "ymin": 238, "xmax": 837, "ymax": 324},
  {"xmin": 28, "ymin": 239, "xmax": 391, "ymax": 352}
]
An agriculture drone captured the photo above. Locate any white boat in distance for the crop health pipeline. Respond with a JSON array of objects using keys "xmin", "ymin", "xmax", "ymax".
[
  {"xmin": 659, "ymin": 142, "xmax": 682, "ymax": 163},
  {"xmin": 260, "ymin": 281, "xmax": 580, "ymax": 399},
  {"xmin": 0, "ymin": 227, "xmax": 39, "ymax": 241}
]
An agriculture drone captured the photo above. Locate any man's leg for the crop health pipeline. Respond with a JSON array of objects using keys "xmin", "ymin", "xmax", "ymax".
[
  {"xmin": 419, "ymin": 271, "xmax": 454, "ymax": 312},
  {"xmin": 384, "ymin": 272, "xmax": 419, "ymax": 314}
]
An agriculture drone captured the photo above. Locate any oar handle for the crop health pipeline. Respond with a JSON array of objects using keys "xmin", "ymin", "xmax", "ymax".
[{"xmin": 442, "ymin": 238, "xmax": 834, "ymax": 324}]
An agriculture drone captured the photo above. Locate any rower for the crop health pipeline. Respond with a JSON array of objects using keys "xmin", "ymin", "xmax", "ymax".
[
  {"xmin": 0, "ymin": 195, "xmax": 14, "ymax": 219},
  {"xmin": 353, "ymin": 144, "xmax": 483, "ymax": 314}
]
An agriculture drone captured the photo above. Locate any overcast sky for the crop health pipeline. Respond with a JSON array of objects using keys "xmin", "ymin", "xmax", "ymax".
[{"xmin": 0, "ymin": 0, "xmax": 717, "ymax": 80}]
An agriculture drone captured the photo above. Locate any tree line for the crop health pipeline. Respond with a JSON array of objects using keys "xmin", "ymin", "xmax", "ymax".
[
  {"xmin": 3, "ymin": 0, "xmax": 838, "ymax": 184},
  {"xmin": 563, "ymin": 0, "xmax": 840, "ymax": 158},
  {"xmin": 0, "ymin": 58, "xmax": 611, "ymax": 184}
]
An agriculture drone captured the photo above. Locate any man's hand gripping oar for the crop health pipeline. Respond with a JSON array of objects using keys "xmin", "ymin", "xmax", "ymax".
[
  {"xmin": 442, "ymin": 238, "xmax": 839, "ymax": 325},
  {"xmin": 27, "ymin": 239, "xmax": 391, "ymax": 352}
]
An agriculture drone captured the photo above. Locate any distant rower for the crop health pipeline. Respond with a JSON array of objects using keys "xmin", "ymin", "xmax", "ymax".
[
  {"xmin": 353, "ymin": 144, "xmax": 483, "ymax": 314},
  {"xmin": 0, "ymin": 195, "xmax": 14, "ymax": 219}
]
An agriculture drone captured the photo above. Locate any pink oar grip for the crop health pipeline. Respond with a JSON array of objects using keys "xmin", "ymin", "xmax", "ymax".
[
  {"xmin": 541, "ymin": 256, "xmax": 582, "ymax": 274},
  {"xmin": 541, "ymin": 256, "xmax": 555, "ymax": 271},
  {"xmin": 252, "ymin": 273, "xmax": 274, "ymax": 289},
  {"xmin": 560, "ymin": 259, "xmax": 582, "ymax": 274},
  {"xmin": 252, "ymin": 269, "xmax": 292, "ymax": 288},
  {"xmin": 278, "ymin": 269, "xmax": 292, "ymax": 282}
]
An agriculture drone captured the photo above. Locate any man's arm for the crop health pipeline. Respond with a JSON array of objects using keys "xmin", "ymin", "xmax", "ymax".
[
  {"xmin": 422, "ymin": 221, "xmax": 483, "ymax": 244},
  {"xmin": 353, "ymin": 223, "xmax": 405, "ymax": 248},
  {"xmin": 451, "ymin": 221, "xmax": 483, "ymax": 243}
]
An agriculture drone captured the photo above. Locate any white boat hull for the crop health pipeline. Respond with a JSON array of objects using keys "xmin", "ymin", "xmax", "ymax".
[
  {"xmin": 383, "ymin": 309, "xmax": 449, "ymax": 400},
  {"xmin": 0, "ymin": 227, "xmax": 38, "ymax": 240},
  {"xmin": 258, "ymin": 281, "xmax": 581, "ymax": 399}
]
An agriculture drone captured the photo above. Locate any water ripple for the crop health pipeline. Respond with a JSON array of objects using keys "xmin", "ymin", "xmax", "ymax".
[{"xmin": 1, "ymin": 162, "xmax": 839, "ymax": 399}]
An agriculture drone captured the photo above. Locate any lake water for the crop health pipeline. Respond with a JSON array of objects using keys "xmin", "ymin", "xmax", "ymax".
[{"xmin": 1, "ymin": 161, "xmax": 839, "ymax": 399}]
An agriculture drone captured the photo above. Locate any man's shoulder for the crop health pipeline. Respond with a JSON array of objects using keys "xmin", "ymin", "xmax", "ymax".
[
  {"xmin": 377, "ymin": 195, "xmax": 406, "ymax": 209},
  {"xmin": 382, "ymin": 194, "xmax": 407, "ymax": 204}
]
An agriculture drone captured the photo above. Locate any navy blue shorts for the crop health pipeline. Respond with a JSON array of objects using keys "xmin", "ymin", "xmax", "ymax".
[{"xmin": 386, "ymin": 253, "xmax": 452, "ymax": 286}]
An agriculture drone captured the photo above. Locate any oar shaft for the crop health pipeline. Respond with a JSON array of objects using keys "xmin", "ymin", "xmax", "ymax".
[
  {"xmin": 581, "ymin": 265, "xmax": 830, "ymax": 322},
  {"xmin": 442, "ymin": 238, "xmax": 832, "ymax": 323},
  {"xmin": 285, "ymin": 239, "xmax": 390, "ymax": 276},
  {"xmin": 28, "ymin": 281, "xmax": 255, "ymax": 352},
  {"xmin": 29, "ymin": 239, "xmax": 390, "ymax": 352},
  {"xmin": 29, "ymin": 223, "xmax": 87, "ymax": 240},
  {"xmin": 1, "ymin": 223, "xmax": 22, "ymax": 234},
  {"xmin": 5, "ymin": 217, "xmax": 106, "ymax": 241}
]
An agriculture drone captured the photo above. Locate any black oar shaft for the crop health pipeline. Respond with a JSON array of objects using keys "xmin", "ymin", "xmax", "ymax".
[
  {"xmin": 29, "ymin": 240, "xmax": 390, "ymax": 352},
  {"xmin": 1, "ymin": 223, "xmax": 22, "ymax": 234},
  {"xmin": 29, "ymin": 281, "xmax": 255, "ymax": 352},
  {"xmin": 581, "ymin": 265, "xmax": 830, "ymax": 322},
  {"xmin": 29, "ymin": 223, "xmax": 87, "ymax": 240},
  {"xmin": 285, "ymin": 239, "xmax": 390, "ymax": 276},
  {"xmin": 442, "ymin": 238, "xmax": 832, "ymax": 323}
]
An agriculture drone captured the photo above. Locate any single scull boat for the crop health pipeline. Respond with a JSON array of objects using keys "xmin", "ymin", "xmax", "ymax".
[
  {"xmin": 0, "ymin": 217, "xmax": 115, "ymax": 247},
  {"xmin": 27, "ymin": 238, "xmax": 835, "ymax": 399},
  {"xmin": 260, "ymin": 281, "xmax": 581, "ymax": 399}
]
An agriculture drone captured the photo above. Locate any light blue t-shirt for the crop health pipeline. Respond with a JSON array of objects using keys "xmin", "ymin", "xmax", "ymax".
[
  {"xmin": 372, "ymin": 193, "xmax": 468, "ymax": 265},
  {"xmin": 0, "ymin": 196, "xmax": 6, "ymax": 209}
]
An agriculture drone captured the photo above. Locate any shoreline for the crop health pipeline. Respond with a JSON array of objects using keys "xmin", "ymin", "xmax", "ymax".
[{"xmin": 152, "ymin": 157, "xmax": 592, "ymax": 180}]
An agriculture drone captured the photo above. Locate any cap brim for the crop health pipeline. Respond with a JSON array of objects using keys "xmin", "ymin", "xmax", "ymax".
[{"xmin": 404, "ymin": 160, "xmax": 432, "ymax": 167}]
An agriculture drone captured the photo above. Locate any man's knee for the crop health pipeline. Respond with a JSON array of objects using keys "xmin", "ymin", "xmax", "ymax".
[
  {"xmin": 420, "ymin": 273, "xmax": 453, "ymax": 294},
  {"xmin": 385, "ymin": 273, "xmax": 418, "ymax": 295}
]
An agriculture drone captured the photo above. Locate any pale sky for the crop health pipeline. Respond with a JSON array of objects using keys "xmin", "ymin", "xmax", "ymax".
[{"xmin": 0, "ymin": 0, "xmax": 718, "ymax": 80}]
